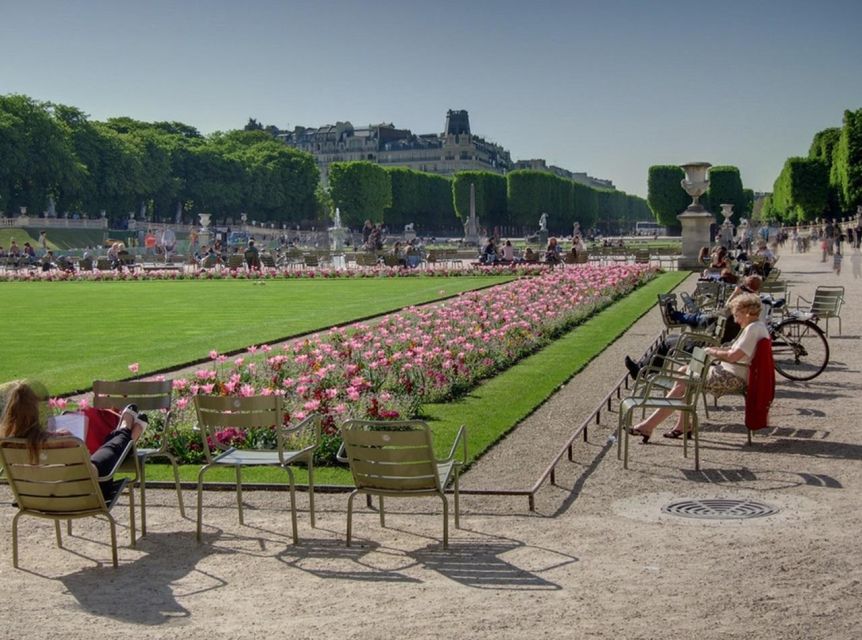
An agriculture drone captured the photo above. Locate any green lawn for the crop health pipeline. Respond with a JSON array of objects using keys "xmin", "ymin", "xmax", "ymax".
[
  {"xmin": 0, "ymin": 227, "xmax": 108, "ymax": 252},
  {"xmin": 140, "ymin": 270, "xmax": 687, "ymax": 487},
  {"xmin": 0, "ymin": 276, "xmax": 511, "ymax": 393}
]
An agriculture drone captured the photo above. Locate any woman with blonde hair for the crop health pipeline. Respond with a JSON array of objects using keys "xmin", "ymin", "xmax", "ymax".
[
  {"xmin": 628, "ymin": 293, "xmax": 769, "ymax": 441},
  {"xmin": 0, "ymin": 381, "xmax": 146, "ymax": 494}
]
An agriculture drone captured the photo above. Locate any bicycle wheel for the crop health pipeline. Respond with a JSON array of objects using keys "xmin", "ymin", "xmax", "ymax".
[{"xmin": 771, "ymin": 319, "xmax": 829, "ymax": 381}]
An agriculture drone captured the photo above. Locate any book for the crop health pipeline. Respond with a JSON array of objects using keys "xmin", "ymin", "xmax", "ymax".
[{"xmin": 46, "ymin": 413, "xmax": 88, "ymax": 441}]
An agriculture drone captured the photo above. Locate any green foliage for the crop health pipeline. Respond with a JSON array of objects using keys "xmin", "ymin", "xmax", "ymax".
[
  {"xmin": 743, "ymin": 189, "xmax": 755, "ymax": 218},
  {"xmin": 772, "ymin": 157, "xmax": 828, "ymax": 222},
  {"xmin": 706, "ymin": 166, "xmax": 747, "ymax": 223},
  {"xmin": 506, "ymin": 170, "xmax": 574, "ymax": 231},
  {"xmin": 0, "ymin": 93, "xmax": 318, "ymax": 224},
  {"xmin": 384, "ymin": 167, "xmax": 457, "ymax": 231},
  {"xmin": 329, "ymin": 161, "xmax": 392, "ymax": 227},
  {"xmin": 452, "ymin": 171, "xmax": 508, "ymax": 228},
  {"xmin": 809, "ymin": 127, "xmax": 841, "ymax": 163},
  {"xmin": 571, "ymin": 182, "xmax": 598, "ymax": 230},
  {"xmin": 647, "ymin": 165, "xmax": 688, "ymax": 229},
  {"xmin": 830, "ymin": 108, "xmax": 862, "ymax": 212}
]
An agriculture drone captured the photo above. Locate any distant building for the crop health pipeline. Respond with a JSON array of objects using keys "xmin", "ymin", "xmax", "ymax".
[
  {"xmin": 277, "ymin": 109, "xmax": 513, "ymax": 185},
  {"xmin": 512, "ymin": 159, "xmax": 614, "ymax": 190}
]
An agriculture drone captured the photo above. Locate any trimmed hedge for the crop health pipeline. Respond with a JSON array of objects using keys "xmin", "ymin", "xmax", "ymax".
[
  {"xmin": 384, "ymin": 167, "xmax": 457, "ymax": 231},
  {"xmin": 772, "ymin": 157, "xmax": 828, "ymax": 222},
  {"xmin": 329, "ymin": 161, "xmax": 392, "ymax": 227},
  {"xmin": 707, "ymin": 165, "xmax": 747, "ymax": 224},
  {"xmin": 647, "ymin": 165, "xmax": 688, "ymax": 229},
  {"xmin": 452, "ymin": 171, "xmax": 508, "ymax": 229}
]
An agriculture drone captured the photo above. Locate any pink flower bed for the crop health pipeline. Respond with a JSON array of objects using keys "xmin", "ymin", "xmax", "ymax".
[
  {"xmin": 0, "ymin": 264, "xmax": 549, "ymax": 282},
  {"xmin": 150, "ymin": 264, "xmax": 656, "ymax": 440}
]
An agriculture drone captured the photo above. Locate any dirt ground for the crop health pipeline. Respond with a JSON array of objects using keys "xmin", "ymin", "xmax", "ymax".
[{"xmin": 1, "ymin": 249, "xmax": 859, "ymax": 640}]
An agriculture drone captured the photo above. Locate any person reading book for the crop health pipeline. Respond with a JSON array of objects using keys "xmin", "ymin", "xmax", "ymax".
[{"xmin": 0, "ymin": 380, "xmax": 147, "ymax": 496}]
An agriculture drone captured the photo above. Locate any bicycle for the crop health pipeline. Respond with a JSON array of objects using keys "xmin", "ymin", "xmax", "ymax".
[{"xmin": 766, "ymin": 300, "xmax": 830, "ymax": 381}]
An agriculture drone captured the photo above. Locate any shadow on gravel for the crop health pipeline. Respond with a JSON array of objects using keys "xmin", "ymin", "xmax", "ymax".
[
  {"xmin": 58, "ymin": 532, "xmax": 225, "ymax": 625},
  {"xmin": 409, "ymin": 536, "xmax": 576, "ymax": 590},
  {"xmin": 277, "ymin": 537, "xmax": 422, "ymax": 583}
]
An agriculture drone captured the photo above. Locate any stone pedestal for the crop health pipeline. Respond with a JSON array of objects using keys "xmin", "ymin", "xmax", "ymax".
[
  {"xmin": 677, "ymin": 209, "xmax": 715, "ymax": 270},
  {"xmin": 537, "ymin": 229, "xmax": 548, "ymax": 248}
]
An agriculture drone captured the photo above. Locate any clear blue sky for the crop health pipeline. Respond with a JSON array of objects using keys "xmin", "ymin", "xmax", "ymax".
[{"xmin": 2, "ymin": 0, "xmax": 861, "ymax": 197}]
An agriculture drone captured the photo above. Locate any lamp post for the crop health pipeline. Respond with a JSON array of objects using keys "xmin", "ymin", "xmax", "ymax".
[{"xmin": 677, "ymin": 162, "xmax": 715, "ymax": 270}]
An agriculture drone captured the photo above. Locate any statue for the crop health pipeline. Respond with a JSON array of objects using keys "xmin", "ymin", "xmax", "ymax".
[
  {"xmin": 539, "ymin": 212, "xmax": 548, "ymax": 232},
  {"xmin": 404, "ymin": 223, "xmax": 414, "ymax": 233}
]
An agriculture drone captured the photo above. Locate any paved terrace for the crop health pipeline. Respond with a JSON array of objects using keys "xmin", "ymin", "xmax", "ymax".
[{"xmin": 1, "ymin": 250, "xmax": 859, "ymax": 639}]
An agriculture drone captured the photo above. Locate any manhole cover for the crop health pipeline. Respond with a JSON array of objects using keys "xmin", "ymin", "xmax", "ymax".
[{"xmin": 662, "ymin": 499, "xmax": 778, "ymax": 520}]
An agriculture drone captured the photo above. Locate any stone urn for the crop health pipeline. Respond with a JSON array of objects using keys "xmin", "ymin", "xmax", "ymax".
[{"xmin": 677, "ymin": 162, "xmax": 715, "ymax": 269}]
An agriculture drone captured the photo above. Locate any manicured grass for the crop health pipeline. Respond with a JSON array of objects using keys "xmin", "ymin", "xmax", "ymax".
[
  {"xmin": 140, "ymin": 270, "xmax": 687, "ymax": 486},
  {"xmin": 0, "ymin": 277, "xmax": 512, "ymax": 393}
]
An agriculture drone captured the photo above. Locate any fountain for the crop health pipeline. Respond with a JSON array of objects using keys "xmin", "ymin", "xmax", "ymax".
[
  {"xmin": 677, "ymin": 162, "xmax": 715, "ymax": 269},
  {"xmin": 329, "ymin": 207, "xmax": 347, "ymax": 269}
]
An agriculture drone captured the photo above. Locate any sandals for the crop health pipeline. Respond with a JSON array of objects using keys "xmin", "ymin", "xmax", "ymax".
[
  {"xmin": 627, "ymin": 427, "xmax": 651, "ymax": 444},
  {"xmin": 662, "ymin": 429, "xmax": 693, "ymax": 440}
]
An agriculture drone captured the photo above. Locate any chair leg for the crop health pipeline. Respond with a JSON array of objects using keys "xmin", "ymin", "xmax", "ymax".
[
  {"xmin": 196, "ymin": 466, "xmax": 209, "ymax": 542},
  {"xmin": 379, "ymin": 496, "xmax": 385, "ymax": 527},
  {"xmin": 54, "ymin": 520, "xmax": 62, "ymax": 548},
  {"xmin": 128, "ymin": 484, "xmax": 136, "ymax": 548},
  {"xmin": 692, "ymin": 413, "xmax": 700, "ymax": 471},
  {"xmin": 284, "ymin": 465, "xmax": 299, "ymax": 545},
  {"xmin": 108, "ymin": 515, "xmax": 119, "ymax": 568},
  {"xmin": 169, "ymin": 455, "xmax": 186, "ymax": 517},
  {"xmin": 235, "ymin": 465, "xmax": 244, "ymax": 525},
  {"xmin": 137, "ymin": 456, "xmax": 147, "ymax": 536},
  {"xmin": 307, "ymin": 459, "xmax": 315, "ymax": 528},
  {"xmin": 67, "ymin": 520, "xmax": 72, "ymax": 535},
  {"xmin": 747, "ymin": 428, "xmax": 752, "ymax": 446},
  {"xmin": 453, "ymin": 469, "xmax": 461, "ymax": 529},
  {"xmin": 440, "ymin": 493, "xmax": 449, "ymax": 550},
  {"xmin": 12, "ymin": 512, "xmax": 21, "ymax": 568},
  {"xmin": 346, "ymin": 490, "xmax": 359, "ymax": 547}
]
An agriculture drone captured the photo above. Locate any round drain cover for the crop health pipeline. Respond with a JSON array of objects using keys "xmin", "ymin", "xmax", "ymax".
[{"xmin": 662, "ymin": 499, "xmax": 778, "ymax": 520}]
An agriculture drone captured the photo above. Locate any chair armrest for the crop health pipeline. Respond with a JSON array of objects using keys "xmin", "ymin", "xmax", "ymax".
[
  {"xmin": 335, "ymin": 441, "xmax": 348, "ymax": 464},
  {"xmin": 441, "ymin": 425, "xmax": 467, "ymax": 465},
  {"xmin": 795, "ymin": 294, "xmax": 812, "ymax": 310}
]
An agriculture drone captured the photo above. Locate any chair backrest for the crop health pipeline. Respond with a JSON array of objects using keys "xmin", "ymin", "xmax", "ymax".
[
  {"xmin": 228, "ymin": 254, "xmax": 245, "ymax": 270},
  {"xmin": 759, "ymin": 280, "xmax": 787, "ymax": 299},
  {"xmin": 811, "ymin": 285, "xmax": 844, "ymax": 318},
  {"xmin": 194, "ymin": 395, "xmax": 284, "ymax": 463},
  {"xmin": 93, "ymin": 380, "xmax": 173, "ymax": 450},
  {"xmin": 658, "ymin": 293, "xmax": 688, "ymax": 330},
  {"xmin": 340, "ymin": 420, "xmax": 441, "ymax": 493},
  {"xmin": 0, "ymin": 437, "xmax": 107, "ymax": 515},
  {"xmin": 260, "ymin": 254, "xmax": 276, "ymax": 268},
  {"xmin": 304, "ymin": 255, "xmax": 319, "ymax": 267}
]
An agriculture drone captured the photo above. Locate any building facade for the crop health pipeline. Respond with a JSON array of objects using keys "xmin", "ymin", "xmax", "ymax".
[{"xmin": 277, "ymin": 109, "xmax": 513, "ymax": 185}]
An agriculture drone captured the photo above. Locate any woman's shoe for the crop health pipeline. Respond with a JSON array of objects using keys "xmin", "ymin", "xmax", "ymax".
[
  {"xmin": 662, "ymin": 429, "xmax": 693, "ymax": 440},
  {"xmin": 627, "ymin": 427, "xmax": 651, "ymax": 444}
]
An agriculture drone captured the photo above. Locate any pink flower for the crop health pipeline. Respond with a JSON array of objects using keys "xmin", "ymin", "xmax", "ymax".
[
  {"xmin": 77, "ymin": 398, "xmax": 90, "ymax": 410},
  {"xmin": 128, "ymin": 362, "xmax": 140, "ymax": 373},
  {"xmin": 303, "ymin": 399, "xmax": 321, "ymax": 412},
  {"xmin": 201, "ymin": 383, "xmax": 215, "ymax": 394},
  {"xmin": 176, "ymin": 397, "xmax": 190, "ymax": 410},
  {"xmin": 209, "ymin": 350, "xmax": 219, "ymax": 360},
  {"xmin": 240, "ymin": 384, "xmax": 255, "ymax": 397}
]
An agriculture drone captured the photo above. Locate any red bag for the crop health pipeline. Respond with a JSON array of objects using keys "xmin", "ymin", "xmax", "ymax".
[{"xmin": 81, "ymin": 407, "xmax": 121, "ymax": 454}]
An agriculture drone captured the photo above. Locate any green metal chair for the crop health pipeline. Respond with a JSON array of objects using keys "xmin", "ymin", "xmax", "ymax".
[
  {"xmin": 0, "ymin": 436, "xmax": 135, "ymax": 568},
  {"xmin": 797, "ymin": 285, "xmax": 844, "ymax": 336},
  {"xmin": 92, "ymin": 380, "xmax": 185, "ymax": 536},
  {"xmin": 338, "ymin": 420, "xmax": 467, "ymax": 549},
  {"xmin": 194, "ymin": 396, "xmax": 319, "ymax": 543},
  {"xmin": 618, "ymin": 347, "xmax": 710, "ymax": 471}
]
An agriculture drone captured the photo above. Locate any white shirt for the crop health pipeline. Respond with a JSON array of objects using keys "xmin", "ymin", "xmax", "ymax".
[{"xmin": 720, "ymin": 321, "xmax": 769, "ymax": 379}]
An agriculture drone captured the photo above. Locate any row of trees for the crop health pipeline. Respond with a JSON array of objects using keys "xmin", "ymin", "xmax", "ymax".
[
  {"xmin": 761, "ymin": 108, "xmax": 862, "ymax": 222},
  {"xmin": 0, "ymin": 94, "xmax": 320, "ymax": 224},
  {"xmin": 3, "ymin": 93, "xmax": 643, "ymax": 234},
  {"xmin": 329, "ymin": 162, "xmax": 651, "ymax": 235},
  {"xmin": 646, "ymin": 165, "xmax": 754, "ymax": 229}
]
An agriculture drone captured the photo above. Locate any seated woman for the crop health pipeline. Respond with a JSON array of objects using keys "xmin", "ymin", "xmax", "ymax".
[
  {"xmin": 0, "ymin": 381, "xmax": 148, "ymax": 497},
  {"xmin": 500, "ymin": 240, "xmax": 515, "ymax": 263},
  {"xmin": 572, "ymin": 234, "xmax": 587, "ymax": 257},
  {"xmin": 627, "ymin": 293, "xmax": 768, "ymax": 442},
  {"xmin": 545, "ymin": 237, "xmax": 562, "ymax": 264},
  {"xmin": 481, "ymin": 238, "xmax": 497, "ymax": 265}
]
